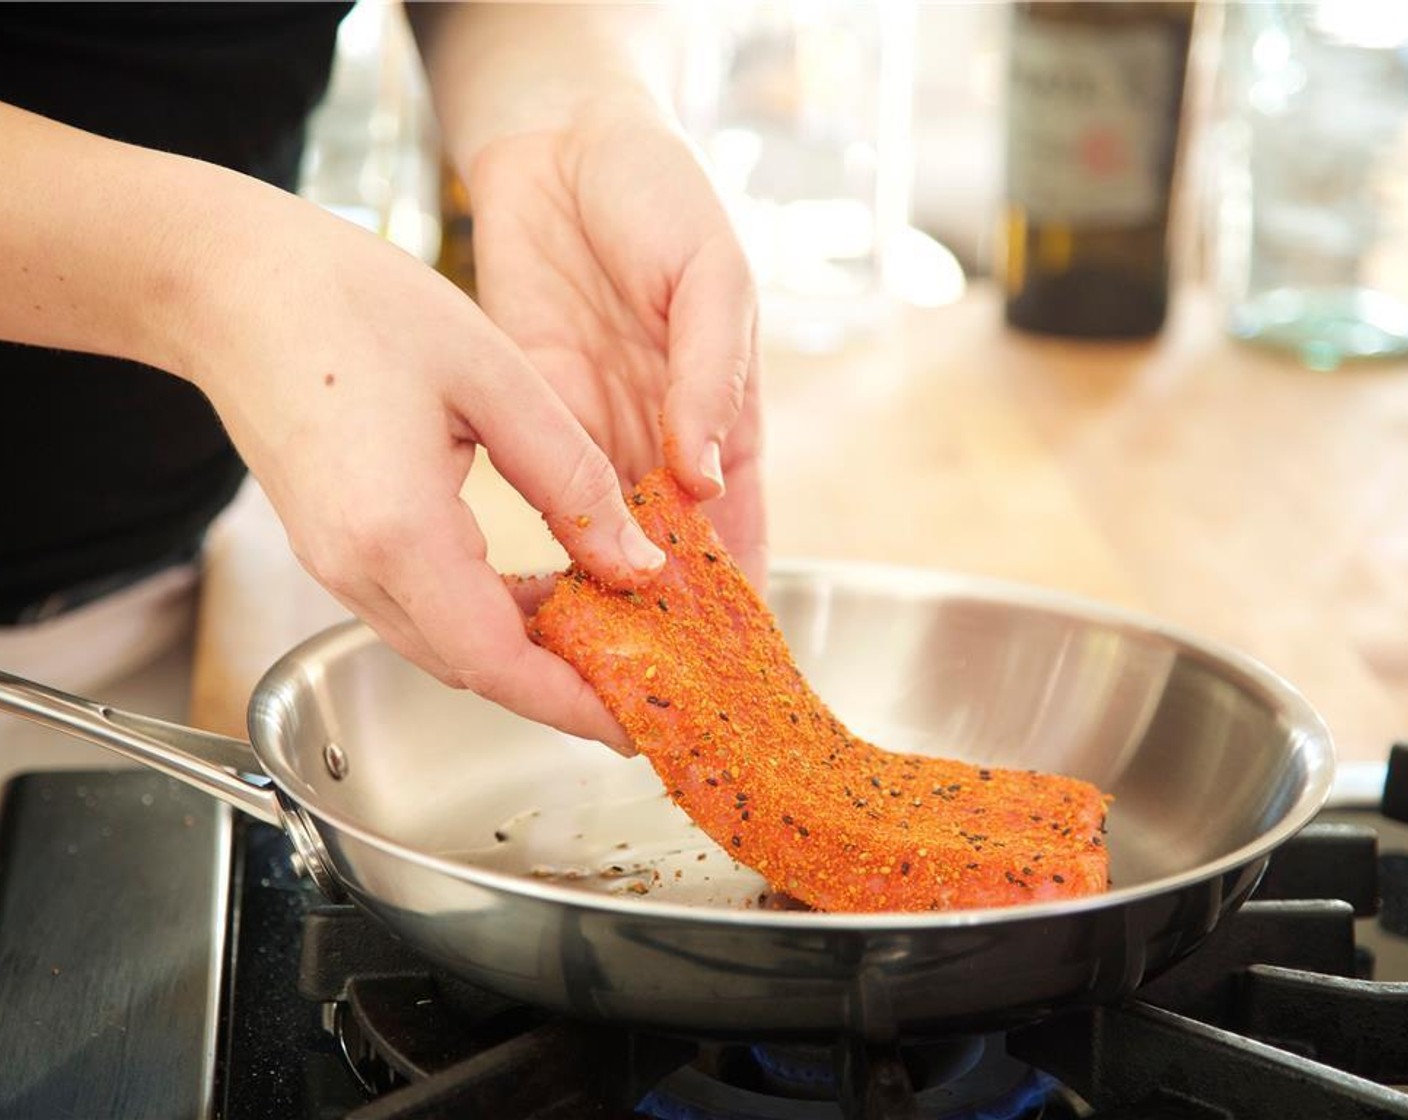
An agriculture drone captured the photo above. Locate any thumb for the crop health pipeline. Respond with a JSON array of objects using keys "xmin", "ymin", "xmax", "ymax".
[{"xmin": 662, "ymin": 236, "xmax": 758, "ymax": 501}]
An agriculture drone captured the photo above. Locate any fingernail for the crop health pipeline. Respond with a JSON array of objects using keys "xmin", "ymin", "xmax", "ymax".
[
  {"xmin": 698, "ymin": 440, "xmax": 725, "ymax": 495},
  {"xmin": 620, "ymin": 521, "xmax": 666, "ymax": 573}
]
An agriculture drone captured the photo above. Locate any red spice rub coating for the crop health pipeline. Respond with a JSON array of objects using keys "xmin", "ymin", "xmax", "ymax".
[{"xmin": 529, "ymin": 469, "xmax": 1111, "ymax": 913}]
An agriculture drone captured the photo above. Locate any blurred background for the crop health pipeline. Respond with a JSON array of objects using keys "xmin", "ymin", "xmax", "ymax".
[
  {"xmin": 297, "ymin": 1, "xmax": 1408, "ymax": 366},
  {"xmin": 296, "ymin": 1, "xmax": 1006, "ymax": 350}
]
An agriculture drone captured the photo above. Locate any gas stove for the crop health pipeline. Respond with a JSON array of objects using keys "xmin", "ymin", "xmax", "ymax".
[{"xmin": 5, "ymin": 755, "xmax": 1408, "ymax": 1120}]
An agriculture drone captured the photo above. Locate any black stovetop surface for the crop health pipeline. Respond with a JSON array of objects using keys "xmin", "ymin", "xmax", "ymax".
[{"xmin": 220, "ymin": 820, "xmax": 366, "ymax": 1119}]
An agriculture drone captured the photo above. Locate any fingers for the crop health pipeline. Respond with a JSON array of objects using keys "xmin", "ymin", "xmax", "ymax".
[
  {"xmin": 503, "ymin": 571, "xmax": 559, "ymax": 617},
  {"xmin": 661, "ymin": 235, "xmax": 758, "ymax": 502},
  {"xmin": 374, "ymin": 499, "xmax": 635, "ymax": 754},
  {"xmin": 659, "ymin": 245, "xmax": 767, "ymax": 590},
  {"xmin": 468, "ymin": 351, "xmax": 665, "ymax": 587},
  {"xmin": 292, "ymin": 474, "xmax": 634, "ymax": 753},
  {"xmin": 705, "ymin": 460, "xmax": 768, "ymax": 595},
  {"xmin": 325, "ymin": 581, "xmax": 461, "ymax": 687}
]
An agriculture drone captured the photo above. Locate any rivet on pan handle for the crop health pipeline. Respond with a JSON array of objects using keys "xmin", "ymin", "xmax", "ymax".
[{"xmin": 278, "ymin": 792, "xmax": 345, "ymax": 901}]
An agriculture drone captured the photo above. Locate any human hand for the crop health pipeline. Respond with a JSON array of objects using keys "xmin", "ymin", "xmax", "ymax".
[
  {"xmin": 0, "ymin": 93, "xmax": 743, "ymax": 752},
  {"xmin": 180, "ymin": 182, "xmax": 669, "ymax": 750},
  {"xmin": 465, "ymin": 94, "xmax": 767, "ymax": 588}
]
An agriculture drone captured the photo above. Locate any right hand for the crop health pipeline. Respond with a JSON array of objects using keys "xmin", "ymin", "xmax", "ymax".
[
  {"xmin": 465, "ymin": 94, "xmax": 767, "ymax": 591},
  {"xmin": 180, "ymin": 181, "xmax": 663, "ymax": 751}
]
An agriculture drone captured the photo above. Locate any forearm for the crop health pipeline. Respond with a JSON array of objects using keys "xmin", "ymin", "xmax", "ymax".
[
  {"xmin": 0, "ymin": 101, "xmax": 283, "ymax": 381},
  {"xmin": 407, "ymin": 2, "xmax": 675, "ymax": 175}
]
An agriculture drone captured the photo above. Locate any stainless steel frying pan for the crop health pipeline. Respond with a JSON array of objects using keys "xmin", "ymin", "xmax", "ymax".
[{"xmin": 0, "ymin": 562, "xmax": 1333, "ymax": 1041}]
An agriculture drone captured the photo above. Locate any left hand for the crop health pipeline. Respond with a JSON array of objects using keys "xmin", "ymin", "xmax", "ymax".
[{"xmin": 464, "ymin": 94, "xmax": 767, "ymax": 587}]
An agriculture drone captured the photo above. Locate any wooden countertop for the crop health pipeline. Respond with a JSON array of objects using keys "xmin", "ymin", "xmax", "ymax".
[{"xmin": 190, "ymin": 285, "xmax": 1408, "ymax": 765}]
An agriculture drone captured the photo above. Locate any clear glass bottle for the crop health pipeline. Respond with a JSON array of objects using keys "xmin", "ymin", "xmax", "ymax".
[
  {"xmin": 1210, "ymin": 3, "xmax": 1408, "ymax": 371},
  {"xmin": 298, "ymin": 3, "xmax": 440, "ymax": 264},
  {"xmin": 675, "ymin": 0, "xmax": 918, "ymax": 353}
]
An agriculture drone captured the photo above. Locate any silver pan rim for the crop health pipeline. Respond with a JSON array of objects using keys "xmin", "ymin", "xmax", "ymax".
[{"xmin": 253, "ymin": 559, "xmax": 1336, "ymax": 932}]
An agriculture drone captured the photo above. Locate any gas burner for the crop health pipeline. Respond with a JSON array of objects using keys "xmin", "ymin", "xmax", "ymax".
[
  {"xmin": 328, "ymin": 978, "xmax": 543, "ymax": 1097},
  {"xmin": 300, "ymin": 906, "xmax": 1062, "ymax": 1120},
  {"xmin": 638, "ymin": 1037, "xmax": 1063, "ymax": 1119},
  {"xmin": 287, "ymin": 759, "xmax": 1408, "ymax": 1120},
  {"xmin": 297, "ymin": 907, "xmax": 690, "ymax": 1118}
]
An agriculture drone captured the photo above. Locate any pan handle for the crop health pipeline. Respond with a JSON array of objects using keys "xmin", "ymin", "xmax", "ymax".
[{"xmin": 0, "ymin": 669, "xmax": 281, "ymax": 826}]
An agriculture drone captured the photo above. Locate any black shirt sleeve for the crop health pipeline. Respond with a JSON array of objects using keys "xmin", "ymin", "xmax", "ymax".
[{"xmin": 0, "ymin": 2, "xmax": 353, "ymax": 621}]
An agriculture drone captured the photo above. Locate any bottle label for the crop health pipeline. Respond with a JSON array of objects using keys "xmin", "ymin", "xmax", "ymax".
[{"xmin": 1006, "ymin": 19, "xmax": 1179, "ymax": 225}]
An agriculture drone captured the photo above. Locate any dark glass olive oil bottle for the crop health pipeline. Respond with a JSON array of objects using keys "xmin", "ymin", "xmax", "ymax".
[{"xmin": 1001, "ymin": 2, "xmax": 1195, "ymax": 339}]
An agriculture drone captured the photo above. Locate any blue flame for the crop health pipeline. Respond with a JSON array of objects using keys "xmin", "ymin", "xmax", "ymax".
[
  {"xmin": 637, "ymin": 1066, "xmax": 1057, "ymax": 1120},
  {"xmin": 748, "ymin": 1043, "xmax": 837, "ymax": 1094},
  {"xmin": 635, "ymin": 1092, "xmax": 733, "ymax": 1120},
  {"xmin": 968, "ymin": 1069, "xmax": 1057, "ymax": 1120}
]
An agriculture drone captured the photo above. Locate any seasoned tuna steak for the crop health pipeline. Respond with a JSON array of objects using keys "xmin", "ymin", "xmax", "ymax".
[{"xmin": 530, "ymin": 469, "xmax": 1110, "ymax": 912}]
